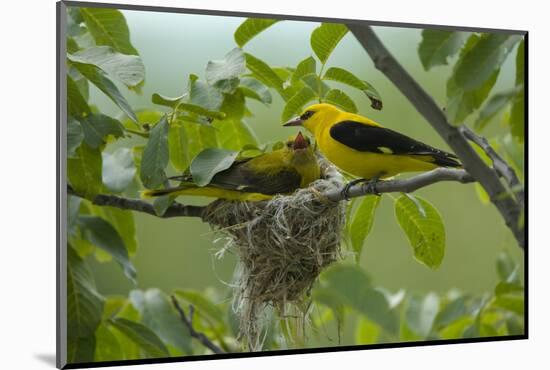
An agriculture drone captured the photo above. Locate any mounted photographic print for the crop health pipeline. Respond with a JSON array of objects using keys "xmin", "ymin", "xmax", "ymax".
[{"xmin": 57, "ymin": 1, "xmax": 527, "ymax": 368}]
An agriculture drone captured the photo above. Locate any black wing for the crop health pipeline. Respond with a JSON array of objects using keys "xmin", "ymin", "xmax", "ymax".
[
  {"xmin": 211, "ymin": 164, "xmax": 301, "ymax": 195},
  {"xmin": 330, "ymin": 120, "xmax": 460, "ymax": 167}
]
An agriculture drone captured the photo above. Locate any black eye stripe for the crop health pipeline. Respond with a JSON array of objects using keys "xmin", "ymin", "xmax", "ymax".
[{"xmin": 300, "ymin": 110, "xmax": 315, "ymax": 120}]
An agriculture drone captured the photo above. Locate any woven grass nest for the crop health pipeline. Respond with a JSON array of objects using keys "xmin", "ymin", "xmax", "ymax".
[{"xmin": 202, "ymin": 159, "xmax": 346, "ymax": 350}]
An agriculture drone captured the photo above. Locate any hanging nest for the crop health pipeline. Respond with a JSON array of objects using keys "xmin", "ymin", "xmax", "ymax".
[{"xmin": 202, "ymin": 159, "xmax": 346, "ymax": 350}]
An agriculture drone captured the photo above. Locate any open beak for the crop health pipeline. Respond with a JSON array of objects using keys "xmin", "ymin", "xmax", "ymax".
[
  {"xmin": 292, "ymin": 131, "xmax": 308, "ymax": 150},
  {"xmin": 283, "ymin": 116, "xmax": 303, "ymax": 127}
]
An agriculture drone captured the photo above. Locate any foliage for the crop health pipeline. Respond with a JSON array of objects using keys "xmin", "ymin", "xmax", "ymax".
[{"xmin": 65, "ymin": 7, "xmax": 524, "ymax": 364}]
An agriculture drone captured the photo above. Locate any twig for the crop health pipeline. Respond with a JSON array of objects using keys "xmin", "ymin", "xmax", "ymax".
[
  {"xmin": 67, "ymin": 186, "xmax": 206, "ymax": 219},
  {"xmin": 324, "ymin": 168, "xmax": 474, "ymax": 201},
  {"xmin": 170, "ymin": 295, "xmax": 225, "ymax": 354},
  {"xmin": 460, "ymin": 126, "xmax": 524, "ymax": 208},
  {"xmin": 347, "ymin": 24, "xmax": 524, "ymax": 249}
]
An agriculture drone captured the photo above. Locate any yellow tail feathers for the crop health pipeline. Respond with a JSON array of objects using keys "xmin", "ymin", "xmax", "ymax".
[{"xmin": 141, "ymin": 186, "xmax": 273, "ymax": 202}]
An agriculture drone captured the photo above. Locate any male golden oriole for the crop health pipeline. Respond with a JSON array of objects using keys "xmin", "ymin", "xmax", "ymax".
[
  {"xmin": 142, "ymin": 132, "xmax": 320, "ymax": 201},
  {"xmin": 284, "ymin": 103, "xmax": 460, "ymax": 192}
]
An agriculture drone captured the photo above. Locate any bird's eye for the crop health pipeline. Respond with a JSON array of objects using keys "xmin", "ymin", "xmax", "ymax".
[{"xmin": 300, "ymin": 110, "xmax": 315, "ymax": 120}]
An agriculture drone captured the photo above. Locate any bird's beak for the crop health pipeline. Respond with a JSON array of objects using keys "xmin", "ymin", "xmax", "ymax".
[
  {"xmin": 283, "ymin": 116, "xmax": 303, "ymax": 127},
  {"xmin": 292, "ymin": 131, "xmax": 308, "ymax": 150}
]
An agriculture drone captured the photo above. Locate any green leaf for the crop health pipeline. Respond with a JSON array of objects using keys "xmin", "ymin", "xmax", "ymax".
[
  {"xmin": 394, "ymin": 195, "xmax": 445, "ymax": 269},
  {"xmin": 109, "ymin": 318, "xmax": 169, "ymax": 358},
  {"xmin": 418, "ymin": 30, "xmax": 468, "ymax": 70},
  {"xmin": 355, "ymin": 317, "xmax": 380, "ymax": 344},
  {"xmin": 80, "ymin": 8, "xmax": 138, "ymax": 55},
  {"xmin": 177, "ymin": 103, "xmax": 226, "ymax": 120},
  {"xmin": 68, "ymin": 195, "xmax": 82, "ymax": 237},
  {"xmin": 67, "ymin": 46, "xmax": 145, "ymax": 88},
  {"xmin": 168, "ymin": 120, "xmax": 218, "ymax": 172},
  {"xmin": 67, "ymin": 116, "xmax": 84, "ymax": 157},
  {"xmin": 239, "ymin": 77, "xmax": 272, "ymax": 104},
  {"xmin": 404, "ymin": 293, "xmax": 440, "ymax": 338},
  {"xmin": 244, "ymin": 53, "xmax": 287, "ymax": 99},
  {"xmin": 122, "ymin": 110, "xmax": 164, "ymax": 132},
  {"xmin": 130, "ymin": 289, "xmax": 192, "ymax": 354},
  {"xmin": 79, "ymin": 113, "xmax": 124, "ymax": 149},
  {"xmin": 292, "ymin": 56, "xmax": 317, "ymax": 83},
  {"xmin": 515, "ymin": 40, "xmax": 525, "ymax": 86},
  {"xmin": 281, "ymin": 86, "xmax": 316, "ymax": 121},
  {"xmin": 349, "ymin": 195, "xmax": 381, "ymax": 259},
  {"xmin": 78, "ymin": 215, "xmax": 137, "ymax": 282},
  {"xmin": 433, "ymin": 296, "xmax": 468, "ymax": 329},
  {"xmin": 168, "ymin": 123, "xmax": 190, "ymax": 173},
  {"xmin": 324, "ymin": 89, "xmax": 357, "ymax": 113},
  {"xmin": 102, "ymin": 148, "xmax": 136, "ymax": 193},
  {"xmin": 322, "ymin": 67, "xmax": 383, "ymax": 110},
  {"xmin": 310, "ymin": 23, "xmax": 348, "ymax": 65},
  {"xmin": 496, "ymin": 251, "xmax": 519, "ymax": 282},
  {"xmin": 190, "ymin": 148, "xmax": 239, "ymax": 186},
  {"xmin": 150, "ymin": 93, "xmax": 184, "ymax": 108},
  {"xmin": 495, "ymin": 281, "xmax": 523, "ymax": 296},
  {"xmin": 301, "ymin": 73, "xmax": 330, "ymax": 98},
  {"xmin": 314, "ymin": 264, "xmax": 398, "ymax": 334},
  {"xmin": 219, "ymin": 89, "xmax": 246, "ymax": 120},
  {"xmin": 188, "ymin": 75, "xmax": 224, "ymax": 111},
  {"xmin": 454, "ymin": 33, "xmax": 521, "ymax": 91},
  {"xmin": 474, "ymin": 86, "xmax": 522, "ymax": 132},
  {"xmin": 439, "ymin": 316, "xmax": 474, "ymax": 339},
  {"xmin": 68, "ymin": 143, "xmax": 103, "ymax": 199},
  {"xmin": 174, "ymin": 290, "xmax": 226, "ymax": 327},
  {"xmin": 510, "ymin": 88, "xmax": 525, "ymax": 142},
  {"xmin": 92, "ymin": 205, "xmax": 138, "ymax": 256},
  {"xmin": 71, "ymin": 61, "xmax": 137, "ymax": 122},
  {"xmin": 95, "ymin": 323, "xmax": 122, "ymax": 362},
  {"xmin": 213, "ymin": 119, "xmax": 259, "ymax": 151},
  {"xmin": 67, "ymin": 75, "xmax": 91, "ymax": 119},
  {"xmin": 234, "ymin": 18, "xmax": 280, "ymax": 47},
  {"xmin": 493, "ymin": 294, "xmax": 524, "ymax": 315},
  {"xmin": 67, "ymin": 246, "xmax": 104, "ymax": 363},
  {"xmin": 446, "ymin": 34, "xmax": 499, "ymax": 124},
  {"xmin": 140, "ymin": 116, "xmax": 169, "ymax": 189},
  {"xmin": 447, "ymin": 70, "xmax": 499, "ymax": 124},
  {"xmin": 206, "ymin": 48, "xmax": 246, "ymax": 93}
]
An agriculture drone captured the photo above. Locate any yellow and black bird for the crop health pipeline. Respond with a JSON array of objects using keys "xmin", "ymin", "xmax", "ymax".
[
  {"xmin": 142, "ymin": 132, "xmax": 320, "ymax": 201},
  {"xmin": 284, "ymin": 103, "xmax": 461, "ymax": 193}
]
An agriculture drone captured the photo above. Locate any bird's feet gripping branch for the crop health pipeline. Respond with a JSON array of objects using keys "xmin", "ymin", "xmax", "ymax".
[{"xmin": 341, "ymin": 176, "xmax": 382, "ymax": 200}]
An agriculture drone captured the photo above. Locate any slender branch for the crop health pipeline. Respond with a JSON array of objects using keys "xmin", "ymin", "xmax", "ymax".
[
  {"xmin": 347, "ymin": 24, "xmax": 524, "ymax": 249},
  {"xmin": 460, "ymin": 126, "xmax": 524, "ymax": 208},
  {"xmin": 170, "ymin": 295, "xmax": 225, "ymax": 354},
  {"xmin": 68, "ymin": 167, "xmax": 471, "ymax": 219},
  {"xmin": 67, "ymin": 186, "xmax": 206, "ymax": 219},
  {"xmin": 325, "ymin": 168, "xmax": 474, "ymax": 201}
]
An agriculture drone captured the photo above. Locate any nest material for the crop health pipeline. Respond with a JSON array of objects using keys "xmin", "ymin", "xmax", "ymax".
[{"xmin": 202, "ymin": 160, "xmax": 346, "ymax": 350}]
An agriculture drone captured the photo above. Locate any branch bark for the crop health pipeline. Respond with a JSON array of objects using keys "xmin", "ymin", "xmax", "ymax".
[
  {"xmin": 170, "ymin": 295, "xmax": 225, "ymax": 354},
  {"xmin": 347, "ymin": 24, "xmax": 524, "ymax": 249},
  {"xmin": 68, "ymin": 169, "xmax": 473, "ymax": 218},
  {"xmin": 460, "ymin": 126, "xmax": 524, "ymax": 208},
  {"xmin": 325, "ymin": 168, "xmax": 474, "ymax": 201},
  {"xmin": 67, "ymin": 186, "xmax": 206, "ymax": 219}
]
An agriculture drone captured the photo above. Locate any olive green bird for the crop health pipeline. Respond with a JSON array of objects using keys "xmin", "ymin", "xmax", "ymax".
[{"xmin": 141, "ymin": 132, "xmax": 320, "ymax": 201}]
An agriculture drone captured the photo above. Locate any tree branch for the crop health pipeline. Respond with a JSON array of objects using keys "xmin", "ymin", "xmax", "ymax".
[
  {"xmin": 170, "ymin": 295, "xmax": 225, "ymax": 354},
  {"xmin": 460, "ymin": 126, "xmax": 524, "ymax": 208},
  {"xmin": 67, "ymin": 186, "xmax": 206, "ymax": 219},
  {"xmin": 347, "ymin": 24, "xmax": 524, "ymax": 249},
  {"xmin": 324, "ymin": 168, "xmax": 474, "ymax": 201}
]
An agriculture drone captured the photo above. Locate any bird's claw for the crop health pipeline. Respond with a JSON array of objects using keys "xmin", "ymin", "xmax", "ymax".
[
  {"xmin": 341, "ymin": 177, "xmax": 382, "ymax": 200},
  {"xmin": 340, "ymin": 178, "xmax": 368, "ymax": 200},
  {"xmin": 364, "ymin": 178, "xmax": 381, "ymax": 196}
]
